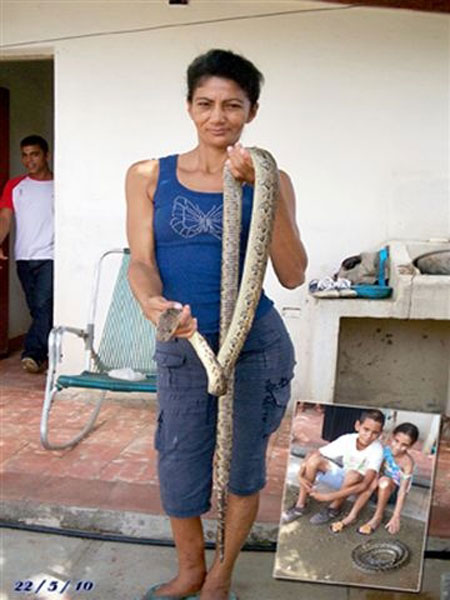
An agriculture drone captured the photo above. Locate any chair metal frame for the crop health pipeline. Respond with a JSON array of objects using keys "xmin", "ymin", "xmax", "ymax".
[{"xmin": 40, "ymin": 248, "xmax": 153, "ymax": 450}]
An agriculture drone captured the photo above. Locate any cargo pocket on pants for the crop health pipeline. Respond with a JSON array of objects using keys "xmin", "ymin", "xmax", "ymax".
[
  {"xmin": 154, "ymin": 410, "xmax": 164, "ymax": 451},
  {"xmin": 262, "ymin": 377, "xmax": 292, "ymax": 437},
  {"xmin": 154, "ymin": 346, "xmax": 186, "ymax": 388}
]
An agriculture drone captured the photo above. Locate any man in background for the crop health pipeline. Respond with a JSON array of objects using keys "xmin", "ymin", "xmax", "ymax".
[{"xmin": 0, "ymin": 135, "xmax": 54, "ymax": 373}]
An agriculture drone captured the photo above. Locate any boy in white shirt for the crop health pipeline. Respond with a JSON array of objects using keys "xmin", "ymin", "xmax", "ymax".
[{"xmin": 282, "ymin": 409, "xmax": 385, "ymax": 526}]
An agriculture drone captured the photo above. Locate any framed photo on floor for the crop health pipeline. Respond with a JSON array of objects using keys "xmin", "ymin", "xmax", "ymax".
[{"xmin": 273, "ymin": 402, "xmax": 440, "ymax": 592}]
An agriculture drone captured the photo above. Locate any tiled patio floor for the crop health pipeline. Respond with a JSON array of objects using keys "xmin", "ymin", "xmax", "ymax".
[
  {"xmin": 0, "ymin": 351, "xmax": 290, "ymax": 527},
  {"xmin": 1, "ymin": 351, "xmax": 449, "ymax": 538}
]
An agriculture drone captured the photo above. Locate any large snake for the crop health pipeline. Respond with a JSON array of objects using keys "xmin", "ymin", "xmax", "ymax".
[
  {"xmin": 157, "ymin": 147, "xmax": 279, "ymax": 560},
  {"xmin": 351, "ymin": 539, "xmax": 410, "ymax": 573}
]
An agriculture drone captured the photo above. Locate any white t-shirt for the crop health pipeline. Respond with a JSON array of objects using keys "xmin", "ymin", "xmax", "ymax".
[
  {"xmin": 0, "ymin": 175, "xmax": 54, "ymax": 260},
  {"xmin": 319, "ymin": 432, "xmax": 383, "ymax": 475}
]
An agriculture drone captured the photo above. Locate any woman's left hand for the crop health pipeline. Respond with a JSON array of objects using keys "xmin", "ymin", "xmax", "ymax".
[{"xmin": 226, "ymin": 143, "xmax": 255, "ymax": 185}]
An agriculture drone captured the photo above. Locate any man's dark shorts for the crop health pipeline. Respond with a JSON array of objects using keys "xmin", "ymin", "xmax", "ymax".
[{"xmin": 153, "ymin": 307, "xmax": 296, "ymax": 518}]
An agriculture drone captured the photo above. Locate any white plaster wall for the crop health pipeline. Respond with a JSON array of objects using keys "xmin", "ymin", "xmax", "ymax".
[
  {"xmin": 2, "ymin": 2, "xmax": 448, "ymax": 383},
  {"xmin": 335, "ymin": 318, "xmax": 450, "ymax": 413},
  {"xmin": 0, "ymin": 60, "xmax": 54, "ymax": 339},
  {"xmin": 393, "ymin": 410, "xmax": 438, "ymax": 444}
]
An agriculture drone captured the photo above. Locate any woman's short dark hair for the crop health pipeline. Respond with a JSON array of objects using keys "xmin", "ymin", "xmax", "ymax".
[
  {"xmin": 187, "ymin": 49, "xmax": 264, "ymax": 107},
  {"xmin": 393, "ymin": 422, "xmax": 419, "ymax": 445},
  {"xmin": 20, "ymin": 135, "xmax": 49, "ymax": 154}
]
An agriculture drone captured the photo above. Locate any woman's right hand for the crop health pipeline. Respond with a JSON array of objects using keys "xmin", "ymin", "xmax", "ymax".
[{"xmin": 144, "ymin": 296, "xmax": 198, "ymax": 339}]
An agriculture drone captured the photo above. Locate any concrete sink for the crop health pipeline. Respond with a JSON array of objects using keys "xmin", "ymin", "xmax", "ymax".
[
  {"xmin": 390, "ymin": 239, "xmax": 450, "ymax": 319},
  {"xmin": 304, "ymin": 239, "xmax": 450, "ymax": 407}
]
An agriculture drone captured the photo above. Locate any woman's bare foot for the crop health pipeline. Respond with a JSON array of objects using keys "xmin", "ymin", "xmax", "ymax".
[
  {"xmin": 153, "ymin": 569, "xmax": 206, "ymax": 598},
  {"xmin": 199, "ymin": 584, "xmax": 230, "ymax": 600},
  {"xmin": 199, "ymin": 573, "xmax": 231, "ymax": 600}
]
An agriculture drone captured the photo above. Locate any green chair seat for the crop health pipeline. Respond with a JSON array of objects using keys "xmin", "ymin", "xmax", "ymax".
[
  {"xmin": 41, "ymin": 249, "xmax": 160, "ymax": 450},
  {"xmin": 57, "ymin": 371, "xmax": 157, "ymax": 393}
]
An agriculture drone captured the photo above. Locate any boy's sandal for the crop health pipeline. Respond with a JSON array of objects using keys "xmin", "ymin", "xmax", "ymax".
[
  {"xmin": 137, "ymin": 583, "xmax": 199, "ymax": 600},
  {"xmin": 281, "ymin": 505, "xmax": 306, "ymax": 524},
  {"xmin": 329, "ymin": 520, "xmax": 346, "ymax": 533},
  {"xmin": 310, "ymin": 506, "xmax": 341, "ymax": 525},
  {"xmin": 357, "ymin": 523, "xmax": 375, "ymax": 536}
]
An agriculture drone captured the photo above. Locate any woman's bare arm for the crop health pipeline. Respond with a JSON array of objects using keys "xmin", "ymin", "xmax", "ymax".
[
  {"xmin": 125, "ymin": 160, "xmax": 196, "ymax": 337},
  {"xmin": 226, "ymin": 145, "xmax": 308, "ymax": 290},
  {"xmin": 269, "ymin": 170, "xmax": 308, "ymax": 289}
]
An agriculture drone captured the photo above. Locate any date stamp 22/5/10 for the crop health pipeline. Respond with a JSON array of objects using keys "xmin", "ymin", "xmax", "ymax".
[{"xmin": 14, "ymin": 579, "xmax": 95, "ymax": 594}]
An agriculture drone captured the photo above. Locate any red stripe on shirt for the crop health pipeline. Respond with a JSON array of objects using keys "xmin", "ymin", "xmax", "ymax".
[{"xmin": 0, "ymin": 175, "xmax": 27, "ymax": 211}]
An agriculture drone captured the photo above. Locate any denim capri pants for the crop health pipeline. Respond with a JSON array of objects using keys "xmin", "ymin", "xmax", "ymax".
[{"xmin": 153, "ymin": 307, "xmax": 296, "ymax": 518}]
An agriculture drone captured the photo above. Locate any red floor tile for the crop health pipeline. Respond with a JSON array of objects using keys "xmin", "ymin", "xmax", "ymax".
[{"xmin": 1, "ymin": 351, "xmax": 449, "ymax": 538}]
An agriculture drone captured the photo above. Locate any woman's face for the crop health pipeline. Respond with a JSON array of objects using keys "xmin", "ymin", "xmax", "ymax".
[{"xmin": 187, "ymin": 76, "xmax": 257, "ymax": 149}]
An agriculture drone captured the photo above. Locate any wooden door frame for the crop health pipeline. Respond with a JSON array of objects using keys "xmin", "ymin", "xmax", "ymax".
[
  {"xmin": 0, "ymin": 87, "xmax": 10, "ymax": 356},
  {"xmin": 316, "ymin": 0, "xmax": 449, "ymax": 13}
]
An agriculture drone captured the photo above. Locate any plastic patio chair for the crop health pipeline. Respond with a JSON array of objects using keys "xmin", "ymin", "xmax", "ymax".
[{"xmin": 40, "ymin": 248, "xmax": 157, "ymax": 450}]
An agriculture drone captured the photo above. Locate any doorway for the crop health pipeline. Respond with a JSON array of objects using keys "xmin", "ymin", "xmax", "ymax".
[{"xmin": 0, "ymin": 59, "xmax": 54, "ymax": 356}]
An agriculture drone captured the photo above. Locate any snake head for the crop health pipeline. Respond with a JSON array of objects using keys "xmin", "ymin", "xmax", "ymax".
[
  {"xmin": 207, "ymin": 371, "xmax": 228, "ymax": 397},
  {"xmin": 156, "ymin": 307, "xmax": 183, "ymax": 342}
]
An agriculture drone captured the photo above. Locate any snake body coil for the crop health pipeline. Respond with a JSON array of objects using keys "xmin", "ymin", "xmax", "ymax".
[
  {"xmin": 156, "ymin": 147, "xmax": 279, "ymax": 561},
  {"xmin": 351, "ymin": 540, "xmax": 410, "ymax": 573}
]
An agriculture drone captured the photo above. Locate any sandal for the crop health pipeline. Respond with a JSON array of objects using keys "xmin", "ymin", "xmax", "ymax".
[
  {"xmin": 137, "ymin": 583, "xmax": 199, "ymax": 600},
  {"xmin": 309, "ymin": 506, "xmax": 341, "ymax": 525},
  {"xmin": 357, "ymin": 523, "xmax": 376, "ymax": 536},
  {"xmin": 329, "ymin": 520, "xmax": 346, "ymax": 533},
  {"xmin": 281, "ymin": 505, "xmax": 306, "ymax": 524}
]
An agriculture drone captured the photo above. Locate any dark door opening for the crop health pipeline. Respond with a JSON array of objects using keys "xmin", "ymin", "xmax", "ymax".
[
  {"xmin": 0, "ymin": 59, "xmax": 54, "ymax": 357},
  {"xmin": 0, "ymin": 87, "xmax": 10, "ymax": 355}
]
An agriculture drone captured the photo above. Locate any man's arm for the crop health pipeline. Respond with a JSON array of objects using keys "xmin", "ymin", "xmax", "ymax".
[{"xmin": 0, "ymin": 207, "xmax": 13, "ymax": 261}]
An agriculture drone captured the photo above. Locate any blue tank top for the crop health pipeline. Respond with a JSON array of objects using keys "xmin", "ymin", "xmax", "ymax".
[{"xmin": 153, "ymin": 154, "xmax": 273, "ymax": 334}]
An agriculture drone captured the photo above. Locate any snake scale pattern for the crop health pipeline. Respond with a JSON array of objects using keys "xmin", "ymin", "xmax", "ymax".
[
  {"xmin": 157, "ymin": 147, "xmax": 279, "ymax": 561},
  {"xmin": 351, "ymin": 539, "xmax": 410, "ymax": 573}
]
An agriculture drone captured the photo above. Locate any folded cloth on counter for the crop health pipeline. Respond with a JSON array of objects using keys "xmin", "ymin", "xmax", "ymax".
[
  {"xmin": 309, "ymin": 276, "xmax": 352, "ymax": 291},
  {"xmin": 309, "ymin": 277, "xmax": 357, "ymax": 298}
]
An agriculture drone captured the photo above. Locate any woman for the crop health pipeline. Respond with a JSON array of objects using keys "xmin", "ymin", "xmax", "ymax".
[{"xmin": 126, "ymin": 49, "xmax": 307, "ymax": 600}]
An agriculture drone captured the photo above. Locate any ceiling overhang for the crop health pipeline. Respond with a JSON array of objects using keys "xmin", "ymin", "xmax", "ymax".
[{"xmin": 313, "ymin": 1, "xmax": 449, "ymax": 14}]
